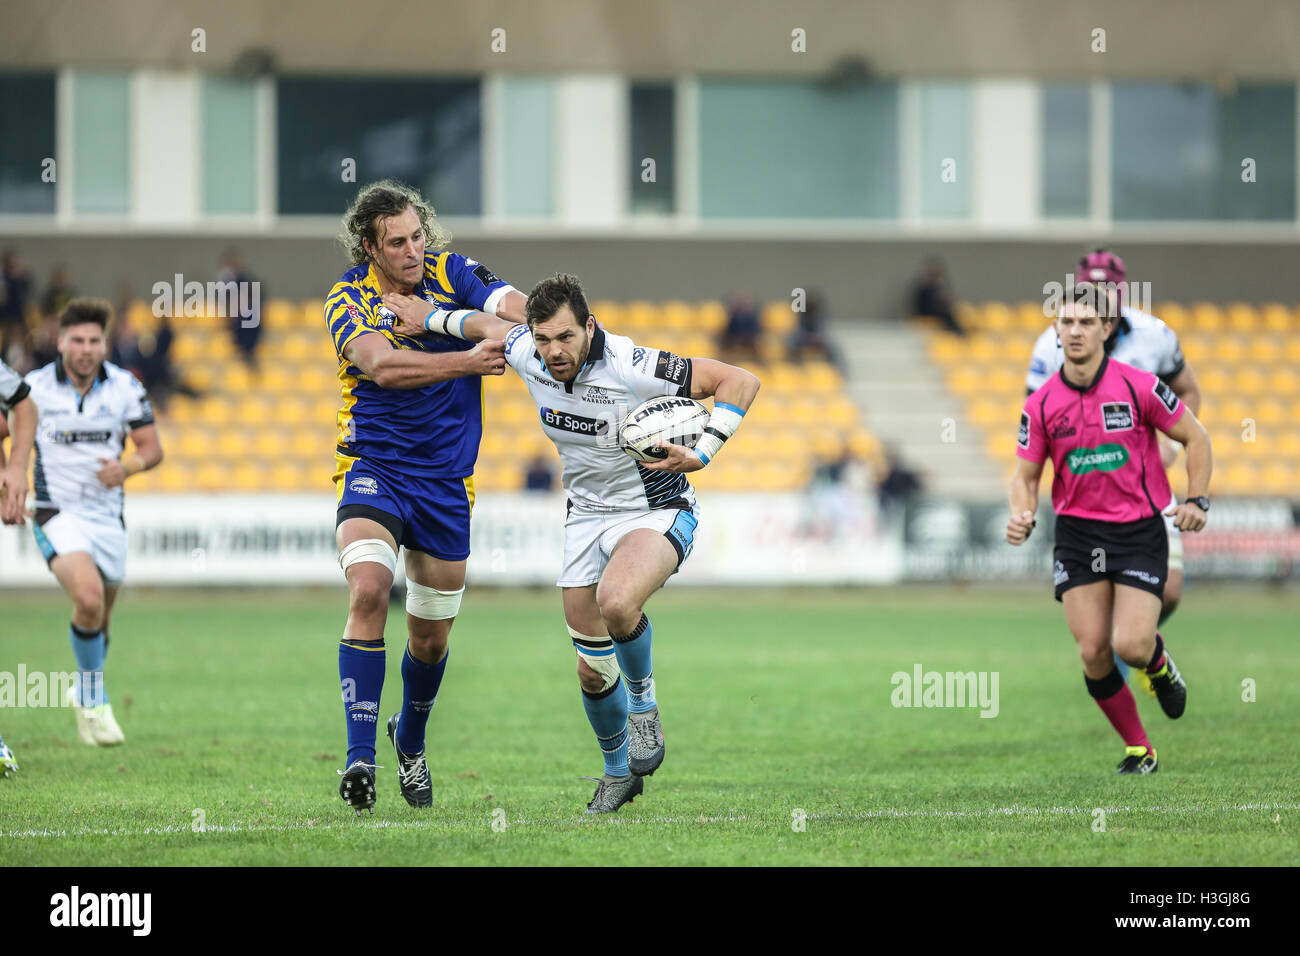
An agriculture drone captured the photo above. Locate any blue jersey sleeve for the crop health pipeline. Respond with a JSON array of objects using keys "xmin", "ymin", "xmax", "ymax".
[
  {"xmin": 435, "ymin": 252, "xmax": 515, "ymax": 314},
  {"xmin": 325, "ymin": 282, "xmax": 371, "ymax": 357}
]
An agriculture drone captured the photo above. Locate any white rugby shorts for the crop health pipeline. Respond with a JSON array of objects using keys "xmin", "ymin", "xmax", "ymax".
[
  {"xmin": 558, "ymin": 505, "xmax": 700, "ymax": 588},
  {"xmin": 32, "ymin": 509, "xmax": 128, "ymax": 584}
]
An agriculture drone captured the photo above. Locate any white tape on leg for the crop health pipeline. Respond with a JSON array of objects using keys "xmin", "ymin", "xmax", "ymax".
[
  {"xmin": 568, "ymin": 625, "xmax": 620, "ymax": 692},
  {"xmin": 339, "ymin": 538, "xmax": 398, "ymax": 574},
  {"xmin": 406, "ymin": 580, "xmax": 464, "ymax": 621}
]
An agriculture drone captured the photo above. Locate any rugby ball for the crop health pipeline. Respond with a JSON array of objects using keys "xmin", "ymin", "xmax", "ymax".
[{"xmin": 620, "ymin": 397, "xmax": 710, "ymax": 462}]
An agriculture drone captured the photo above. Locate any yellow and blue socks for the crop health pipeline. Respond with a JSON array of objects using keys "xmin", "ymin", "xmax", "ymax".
[
  {"xmin": 339, "ymin": 638, "xmax": 385, "ymax": 767},
  {"xmin": 611, "ymin": 613, "xmax": 656, "ymax": 714},
  {"xmin": 69, "ymin": 623, "xmax": 106, "ymax": 707},
  {"xmin": 397, "ymin": 646, "xmax": 447, "ymax": 754},
  {"xmin": 582, "ymin": 677, "xmax": 630, "ymax": 777}
]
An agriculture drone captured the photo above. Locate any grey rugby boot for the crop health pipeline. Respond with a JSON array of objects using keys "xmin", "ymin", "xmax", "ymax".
[
  {"xmin": 583, "ymin": 773, "xmax": 644, "ymax": 815},
  {"xmin": 627, "ymin": 707, "xmax": 665, "ymax": 777}
]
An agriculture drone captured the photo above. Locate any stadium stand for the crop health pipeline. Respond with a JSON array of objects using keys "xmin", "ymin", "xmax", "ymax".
[
  {"xmin": 922, "ymin": 301, "xmax": 1300, "ymax": 499},
  {"xmin": 125, "ymin": 299, "xmax": 882, "ymax": 495}
]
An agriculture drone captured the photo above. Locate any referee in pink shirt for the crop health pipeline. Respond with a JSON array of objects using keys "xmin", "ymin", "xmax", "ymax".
[{"xmin": 1007, "ymin": 284, "xmax": 1212, "ymax": 774}]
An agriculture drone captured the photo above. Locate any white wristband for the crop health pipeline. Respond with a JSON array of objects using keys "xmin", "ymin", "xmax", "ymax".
[
  {"xmin": 693, "ymin": 402, "xmax": 745, "ymax": 466},
  {"xmin": 424, "ymin": 309, "xmax": 475, "ymax": 340}
]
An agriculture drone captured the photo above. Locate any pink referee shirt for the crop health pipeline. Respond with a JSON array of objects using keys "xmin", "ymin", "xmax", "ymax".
[{"xmin": 1018, "ymin": 356, "xmax": 1185, "ymax": 522}]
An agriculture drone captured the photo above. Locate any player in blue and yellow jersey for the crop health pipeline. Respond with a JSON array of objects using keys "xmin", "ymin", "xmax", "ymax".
[{"xmin": 327, "ymin": 180, "xmax": 526, "ymax": 815}]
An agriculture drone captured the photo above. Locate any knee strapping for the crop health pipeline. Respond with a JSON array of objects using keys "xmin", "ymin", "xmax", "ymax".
[
  {"xmin": 568, "ymin": 625, "xmax": 620, "ymax": 692},
  {"xmin": 339, "ymin": 538, "xmax": 398, "ymax": 574},
  {"xmin": 406, "ymin": 580, "xmax": 464, "ymax": 621}
]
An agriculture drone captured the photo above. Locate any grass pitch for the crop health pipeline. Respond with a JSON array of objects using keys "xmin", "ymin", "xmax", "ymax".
[{"xmin": 2, "ymin": 585, "xmax": 1296, "ymax": 865}]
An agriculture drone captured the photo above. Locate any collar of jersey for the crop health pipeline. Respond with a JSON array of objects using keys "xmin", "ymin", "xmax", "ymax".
[
  {"xmin": 54, "ymin": 355, "xmax": 109, "ymax": 386},
  {"xmin": 1103, "ymin": 310, "xmax": 1133, "ymax": 353},
  {"xmin": 1059, "ymin": 354, "xmax": 1109, "ymax": 393},
  {"xmin": 535, "ymin": 323, "xmax": 607, "ymax": 394}
]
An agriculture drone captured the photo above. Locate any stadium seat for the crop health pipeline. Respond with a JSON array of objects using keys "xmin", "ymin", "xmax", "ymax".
[
  {"xmin": 1261, "ymin": 303, "xmax": 1292, "ymax": 334},
  {"xmin": 695, "ymin": 301, "xmax": 728, "ymax": 334},
  {"xmin": 1155, "ymin": 302, "xmax": 1189, "ymax": 331},
  {"xmin": 1191, "ymin": 303, "xmax": 1224, "ymax": 333},
  {"xmin": 981, "ymin": 303, "xmax": 1014, "ymax": 334},
  {"xmin": 1226, "ymin": 303, "xmax": 1259, "ymax": 334},
  {"xmin": 761, "ymin": 301, "xmax": 797, "ymax": 335},
  {"xmin": 1018, "ymin": 301, "xmax": 1049, "ymax": 333},
  {"xmin": 928, "ymin": 333, "xmax": 964, "ymax": 365},
  {"xmin": 265, "ymin": 299, "xmax": 300, "ymax": 331}
]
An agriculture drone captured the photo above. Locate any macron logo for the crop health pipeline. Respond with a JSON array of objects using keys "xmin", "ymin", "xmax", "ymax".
[{"xmin": 50, "ymin": 886, "xmax": 151, "ymax": 936}]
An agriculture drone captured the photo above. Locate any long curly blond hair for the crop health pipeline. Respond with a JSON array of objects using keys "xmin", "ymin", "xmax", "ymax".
[{"xmin": 338, "ymin": 179, "xmax": 452, "ymax": 266}]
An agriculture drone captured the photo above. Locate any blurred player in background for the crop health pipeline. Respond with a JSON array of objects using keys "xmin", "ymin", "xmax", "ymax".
[
  {"xmin": 328, "ymin": 180, "xmax": 527, "ymax": 815},
  {"xmin": 477, "ymin": 273, "xmax": 759, "ymax": 813},
  {"xmin": 1, "ymin": 355, "xmax": 38, "ymax": 776},
  {"xmin": 1026, "ymin": 249, "xmax": 1203, "ymax": 689},
  {"xmin": 24, "ymin": 299, "xmax": 163, "ymax": 747},
  {"xmin": 1008, "ymin": 286, "xmax": 1211, "ymax": 774}
]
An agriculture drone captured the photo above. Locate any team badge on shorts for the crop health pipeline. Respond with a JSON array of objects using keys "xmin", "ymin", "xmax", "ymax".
[{"xmin": 349, "ymin": 475, "xmax": 380, "ymax": 496}]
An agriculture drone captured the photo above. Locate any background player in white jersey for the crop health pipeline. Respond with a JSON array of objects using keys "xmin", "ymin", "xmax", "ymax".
[
  {"xmin": 486, "ymin": 274, "xmax": 758, "ymax": 814},
  {"xmin": 24, "ymin": 300, "xmax": 163, "ymax": 746},
  {"xmin": 1026, "ymin": 250, "xmax": 1203, "ymax": 683},
  {"xmin": 1, "ymin": 356, "xmax": 38, "ymax": 775}
]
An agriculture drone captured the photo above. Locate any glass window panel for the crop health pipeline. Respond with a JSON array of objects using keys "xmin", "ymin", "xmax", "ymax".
[
  {"xmin": 629, "ymin": 82, "xmax": 675, "ymax": 215},
  {"xmin": 0, "ymin": 72, "xmax": 56, "ymax": 214},
  {"xmin": 699, "ymin": 79, "xmax": 898, "ymax": 219},
  {"xmin": 501, "ymin": 77, "xmax": 553, "ymax": 217},
  {"xmin": 918, "ymin": 82, "xmax": 970, "ymax": 219},
  {"xmin": 1041, "ymin": 84, "xmax": 1091, "ymax": 218},
  {"xmin": 201, "ymin": 76, "xmax": 258, "ymax": 215},
  {"xmin": 72, "ymin": 71, "xmax": 131, "ymax": 214},
  {"xmin": 277, "ymin": 76, "xmax": 481, "ymax": 215},
  {"xmin": 1113, "ymin": 82, "xmax": 1296, "ymax": 221}
]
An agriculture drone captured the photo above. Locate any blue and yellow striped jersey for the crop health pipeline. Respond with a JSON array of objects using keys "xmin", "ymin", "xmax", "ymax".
[{"xmin": 325, "ymin": 251, "xmax": 515, "ymax": 476}]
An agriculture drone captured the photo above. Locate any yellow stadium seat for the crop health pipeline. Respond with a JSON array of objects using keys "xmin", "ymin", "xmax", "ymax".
[
  {"xmin": 988, "ymin": 367, "xmax": 1023, "ymax": 394},
  {"xmin": 301, "ymin": 300, "xmax": 327, "ymax": 328},
  {"xmin": 230, "ymin": 463, "xmax": 264, "ymax": 491},
  {"xmin": 1231, "ymin": 370, "xmax": 1266, "ymax": 397},
  {"xmin": 1226, "ymin": 303, "xmax": 1259, "ymax": 334},
  {"xmin": 265, "ymin": 299, "xmax": 299, "ymax": 331},
  {"xmin": 1268, "ymin": 368, "xmax": 1299, "ymax": 396},
  {"xmin": 1215, "ymin": 337, "xmax": 1244, "ymax": 363},
  {"xmin": 1254, "ymin": 401, "xmax": 1287, "ymax": 427},
  {"xmin": 588, "ymin": 300, "xmax": 620, "ymax": 323},
  {"xmin": 947, "ymin": 368, "xmax": 982, "ymax": 398},
  {"xmin": 194, "ymin": 463, "xmax": 226, "ymax": 491},
  {"xmin": 622, "ymin": 301, "xmax": 658, "ymax": 332},
  {"xmin": 695, "ymin": 302, "xmax": 728, "ymax": 335},
  {"xmin": 953, "ymin": 303, "xmax": 978, "ymax": 333},
  {"xmin": 661, "ymin": 301, "xmax": 694, "ymax": 332},
  {"xmin": 1019, "ymin": 301, "xmax": 1050, "ymax": 333},
  {"xmin": 1247, "ymin": 337, "xmax": 1280, "ymax": 365},
  {"xmin": 928, "ymin": 332, "xmax": 963, "ymax": 365},
  {"xmin": 1179, "ymin": 334, "xmax": 1211, "ymax": 365},
  {"xmin": 1191, "ymin": 303, "xmax": 1224, "ymax": 333},
  {"xmin": 1285, "ymin": 339, "xmax": 1300, "ymax": 364},
  {"xmin": 1002, "ymin": 338, "xmax": 1033, "ymax": 363},
  {"xmin": 253, "ymin": 431, "xmax": 282, "ymax": 459},
  {"xmin": 156, "ymin": 464, "xmax": 194, "ymax": 493},
  {"xmin": 1197, "ymin": 366, "xmax": 1231, "ymax": 395},
  {"xmin": 1155, "ymin": 302, "xmax": 1189, "ymax": 332},
  {"xmin": 967, "ymin": 400, "xmax": 1003, "ymax": 428},
  {"xmin": 216, "ymin": 431, "xmax": 245, "ymax": 459},
  {"xmin": 761, "ymin": 302, "xmax": 797, "ymax": 335},
  {"xmin": 179, "ymin": 429, "xmax": 214, "ymax": 460},
  {"xmin": 805, "ymin": 363, "xmax": 843, "ymax": 393},
  {"xmin": 981, "ymin": 302, "xmax": 1014, "ymax": 334},
  {"xmin": 1260, "ymin": 303, "xmax": 1292, "ymax": 334}
]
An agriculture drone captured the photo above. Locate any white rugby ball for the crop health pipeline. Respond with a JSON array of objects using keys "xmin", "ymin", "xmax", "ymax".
[{"xmin": 620, "ymin": 397, "xmax": 710, "ymax": 462}]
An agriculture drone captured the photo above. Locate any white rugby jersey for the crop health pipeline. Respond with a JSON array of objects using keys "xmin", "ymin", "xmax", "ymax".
[
  {"xmin": 25, "ymin": 358, "xmax": 154, "ymax": 520},
  {"xmin": 1026, "ymin": 306, "xmax": 1186, "ymax": 393},
  {"xmin": 0, "ymin": 359, "xmax": 30, "ymax": 411},
  {"xmin": 503, "ymin": 323, "xmax": 697, "ymax": 513}
]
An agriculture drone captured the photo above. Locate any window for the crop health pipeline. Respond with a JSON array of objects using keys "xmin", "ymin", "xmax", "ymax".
[
  {"xmin": 699, "ymin": 79, "xmax": 898, "ymax": 219},
  {"xmin": 1113, "ymin": 83, "xmax": 1296, "ymax": 221},
  {"xmin": 277, "ymin": 76, "xmax": 481, "ymax": 215},
  {"xmin": 1041, "ymin": 84, "xmax": 1090, "ymax": 218},
  {"xmin": 201, "ymin": 76, "xmax": 258, "ymax": 215},
  {"xmin": 629, "ymin": 82, "xmax": 675, "ymax": 214},
  {"xmin": 0, "ymin": 72, "xmax": 56, "ymax": 214},
  {"xmin": 72, "ymin": 71, "xmax": 130, "ymax": 214}
]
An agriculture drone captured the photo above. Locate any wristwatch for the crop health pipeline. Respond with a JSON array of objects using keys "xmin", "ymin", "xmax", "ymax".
[{"xmin": 1185, "ymin": 496, "xmax": 1210, "ymax": 511}]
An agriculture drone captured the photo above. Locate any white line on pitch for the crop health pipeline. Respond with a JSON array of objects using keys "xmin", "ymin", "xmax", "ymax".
[{"xmin": 4, "ymin": 801, "xmax": 1296, "ymax": 840}]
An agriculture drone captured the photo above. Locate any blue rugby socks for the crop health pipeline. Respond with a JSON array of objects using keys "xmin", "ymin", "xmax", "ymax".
[
  {"xmin": 397, "ymin": 645, "xmax": 447, "ymax": 754},
  {"xmin": 611, "ymin": 613, "xmax": 656, "ymax": 714},
  {"xmin": 339, "ymin": 639, "xmax": 386, "ymax": 767},
  {"xmin": 582, "ymin": 677, "xmax": 630, "ymax": 778},
  {"xmin": 69, "ymin": 623, "xmax": 106, "ymax": 707}
]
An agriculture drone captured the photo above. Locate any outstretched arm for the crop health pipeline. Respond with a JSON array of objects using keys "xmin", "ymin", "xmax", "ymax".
[
  {"xmin": 383, "ymin": 293, "xmax": 522, "ymax": 343},
  {"xmin": 344, "ymin": 331, "xmax": 505, "ymax": 389},
  {"xmin": 642, "ymin": 357, "xmax": 760, "ymax": 473}
]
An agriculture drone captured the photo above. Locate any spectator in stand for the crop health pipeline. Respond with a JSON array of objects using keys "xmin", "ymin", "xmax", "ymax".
[
  {"xmin": 718, "ymin": 292, "xmax": 762, "ymax": 364},
  {"xmin": 219, "ymin": 248, "xmax": 263, "ymax": 370},
  {"xmin": 28, "ymin": 312, "xmax": 60, "ymax": 370},
  {"xmin": 524, "ymin": 453, "xmax": 556, "ymax": 492},
  {"xmin": 877, "ymin": 445, "xmax": 922, "ymax": 514},
  {"xmin": 911, "ymin": 257, "xmax": 964, "ymax": 337},
  {"xmin": 39, "ymin": 264, "xmax": 77, "ymax": 323},
  {"xmin": 1, "ymin": 250, "xmax": 34, "ymax": 363},
  {"xmin": 786, "ymin": 289, "xmax": 844, "ymax": 372}
]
